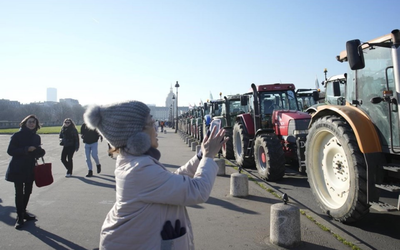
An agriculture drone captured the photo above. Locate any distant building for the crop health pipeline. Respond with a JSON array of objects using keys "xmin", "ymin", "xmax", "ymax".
[
  {"xmin": 47, "ymin": 88, "xmax": 57, "ymax": 102},
  {"xmin": 0, "ymin": 99, "xmax": 21, "ymax": 107},
  {"xmin": 165, "ymin": 86, "xmax": 175, "ymax": 108},
  {"xmin": 59, "ymin": 98, "xmax": 80, "ymax": 106},
  {"xmin": 146, "ymin": 86, "xmax": 189, "ymax": 122}
]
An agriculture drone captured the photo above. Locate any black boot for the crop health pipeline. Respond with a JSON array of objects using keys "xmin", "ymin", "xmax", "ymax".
[
  {"xmin": 96, "ymin": 164, "xmax": 101, "ymax": 174},
  {"xmin": 86, "ymin": 170, "xmax": 93, "ymax": 177},
  {"xmin": 24, "ymin": 211, "xmax": 36, "ymax": 221},
  {"xmin": 15, "ymin": 213, "xmax": 24, "ymax": 230}
]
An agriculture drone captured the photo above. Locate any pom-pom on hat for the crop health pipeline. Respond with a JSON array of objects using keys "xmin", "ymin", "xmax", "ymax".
[{"xmin": 83, "ymin": 101, "xmax": 151, "ymax": 156}]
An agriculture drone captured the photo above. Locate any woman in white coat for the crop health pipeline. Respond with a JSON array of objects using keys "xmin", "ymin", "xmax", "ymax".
[{"xmin": 84, "ymin": 100, "xmax": 227, "ymax": 250}]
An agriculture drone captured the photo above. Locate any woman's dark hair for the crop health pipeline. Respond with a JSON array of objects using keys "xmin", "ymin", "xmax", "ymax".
[
  {"xmin": 20, "ymin": 114, "xmax": 41, "ymax": 131},
  {"xmin": 63, "ymin": 118, "xmax": 77, "ymax": 129}
]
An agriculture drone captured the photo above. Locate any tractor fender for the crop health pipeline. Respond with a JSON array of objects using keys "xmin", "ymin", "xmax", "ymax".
[
  {"xmin": 236, "ymin": 113, "xmax": 255, "ymax": 136},
  {"xmin": 310, "ymin": 105, "xmax": 381, "ymax": 153}
]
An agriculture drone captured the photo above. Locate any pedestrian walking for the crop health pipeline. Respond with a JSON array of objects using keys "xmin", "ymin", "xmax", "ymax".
[
  {"xmin": 80, "ymin": 123, "xmax": 102, "ymax": 177},
  {"xmin": 160, "ymin": 120, "xmax": 164, "ymax": 132},
  {"xmin": 6, "ymin": 114, "xmax": 46, "ymax": 230},
  {"xmin": 83, "ymin": 100, "xmax": 227, "ymax": 250},
  {"xmin": 59, "ymin": 118, "xmax": 79, "ymax": 177},
  {"xmin": 154, "ymin": 119, "xmax": 159, "ymax": 132}
]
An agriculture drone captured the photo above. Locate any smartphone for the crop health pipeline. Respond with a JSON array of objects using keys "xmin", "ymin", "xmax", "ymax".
[{"xmin": 208, "ymin": 119, "xmax": 221, "ymax": 137}]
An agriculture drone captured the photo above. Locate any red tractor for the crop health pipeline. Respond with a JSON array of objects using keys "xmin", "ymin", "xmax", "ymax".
[{"xmin": 233, "ymin": 83, "xmax": 311, "ymax": 180}]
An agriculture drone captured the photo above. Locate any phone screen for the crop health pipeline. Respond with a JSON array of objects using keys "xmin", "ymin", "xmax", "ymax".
[{"xmin": 208, "ymin": 119, "xmax": 221, "ymax": 136}]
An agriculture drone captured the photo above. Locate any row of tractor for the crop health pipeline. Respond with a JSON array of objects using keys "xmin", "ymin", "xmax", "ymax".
[{"xmin": 178, "ymin": 29, "xmax": 400, "ymax": 224}]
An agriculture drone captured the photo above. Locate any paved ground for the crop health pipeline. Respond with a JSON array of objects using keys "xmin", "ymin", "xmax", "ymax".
[{"xmin": 0, "ymin": 131, "xmax": 362, "ymax": 249}]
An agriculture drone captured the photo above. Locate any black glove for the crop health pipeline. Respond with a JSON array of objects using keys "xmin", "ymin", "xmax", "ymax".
[
  {"xmin": 161, "ymin": 220, "xmax": 186, "ymax": 240},
  {"xmin": 32, "ymin": 148, "xmax": 46, "ymax": 158}
]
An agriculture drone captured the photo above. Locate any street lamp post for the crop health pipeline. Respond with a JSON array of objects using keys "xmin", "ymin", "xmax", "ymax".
[
  {"xmin": 172, "ymin": 95, "xmax": 175, "ymax": 129},
  {"xmin": 175, "ymin": 81, "xmax": 180, "ymax": 133},
  {"xmin": 324, "ymin": 68, "xmax": 328, "ymax": 81},
  {"xmin": 169, "ymin": 104, "xmax": 172, "ymax": 127}
]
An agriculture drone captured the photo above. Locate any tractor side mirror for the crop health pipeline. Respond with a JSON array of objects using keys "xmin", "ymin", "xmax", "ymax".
[
  {"xmin": 213, "ymin": 103, "xmax": 219, "ymax": 110},
  {"xmin": 240, "ymin": 95, "xmax": 248, "ymax": 105},
  {"xmin": 332, "ymin": 81, "xmax": 341, "ymax": 97},
  {"xmin": 312, "ymin": 91, "xmax": 319, "ymax": 102},
  {"xmin": 346, "ymin": 39, "xmax": 365, "ymax": 70}
]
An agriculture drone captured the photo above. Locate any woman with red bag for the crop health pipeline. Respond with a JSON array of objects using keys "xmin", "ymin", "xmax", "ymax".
[{"xmin": 6, "ymin": 114, "xmax": 46, "ymax": 230}]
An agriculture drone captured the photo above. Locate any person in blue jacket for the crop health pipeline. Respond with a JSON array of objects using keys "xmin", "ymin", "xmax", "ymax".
[{"xmin": 6, "ymin": 114, "xmax": 46, "ymax": 230}]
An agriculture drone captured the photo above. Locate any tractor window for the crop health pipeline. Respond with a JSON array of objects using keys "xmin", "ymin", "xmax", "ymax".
[
  {"xmin": 259, "ymin": 91, "xmax": 299, "ymax": 112},
  {"xmin": 326, "ymin": 80, "xmax": 345, "ymax": 105},
  {"xmin": 230, "ymin": 100, "xmax": 247, "ymax": 114},
  {"xmin": 356, "ymin": 46, "xmax": 399, "ymax": 148},
  {"xmin": 221, "ymin": 104, "xmax": 227, "ymax": 116}
]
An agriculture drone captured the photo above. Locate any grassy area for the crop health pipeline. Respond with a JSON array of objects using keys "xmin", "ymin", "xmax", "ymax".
[{"xmin": 0, "ymin": 126, "xmax": 81, "ymax": 134}]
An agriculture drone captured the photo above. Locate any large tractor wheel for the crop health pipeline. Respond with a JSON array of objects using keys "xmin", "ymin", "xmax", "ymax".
[
  {"xmin": 233, "ymin": 123, "xmax": 254, "ymax": 168},
  {"xmin": 305, "ymin": 115, "xmax": 370, "ymax": 223},
  {"xmin": 221, "ymin": 127, "xmax": 234, "ymax": 159},
  {"xmin": 254, "ymin": 134, "xmax": 285, "ymax": 181}
]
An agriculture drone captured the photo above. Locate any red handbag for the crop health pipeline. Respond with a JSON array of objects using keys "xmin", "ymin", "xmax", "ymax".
[{"xmin": 34, "ymin": 158, "xmax": 54, "ymax": 187}]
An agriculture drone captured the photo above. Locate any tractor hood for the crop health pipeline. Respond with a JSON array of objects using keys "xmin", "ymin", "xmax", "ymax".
[
  {"xmin": 274, "ymin": 110, "xmax": 311, "ymax": 121},
  {"xmin": 273, "ymin": 110, "xmax": 311, "ymax": 138}
]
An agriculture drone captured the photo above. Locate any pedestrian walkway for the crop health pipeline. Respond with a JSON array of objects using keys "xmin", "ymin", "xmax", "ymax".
[{"xmin": 0, "ymin": 132, "xmax": 369, "ymax": 250}]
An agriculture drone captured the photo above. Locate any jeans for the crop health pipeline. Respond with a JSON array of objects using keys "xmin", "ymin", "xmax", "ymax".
[{"xmin": 85, "ymin": 142, "xmax": 100, "ymax": 171}]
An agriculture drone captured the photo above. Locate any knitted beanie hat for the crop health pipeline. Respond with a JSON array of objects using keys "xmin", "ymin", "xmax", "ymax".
[{"xmin": 83, "ymin": 100, "xmax": 151, "ymax": 156}]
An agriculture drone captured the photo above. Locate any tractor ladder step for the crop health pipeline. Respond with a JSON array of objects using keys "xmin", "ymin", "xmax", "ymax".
[
  {"xmin": 382, "ymin": 165, "xmax": 400, "ymax": 172},
  {"xmin": 373, "ymin": 184, "xmax": 400, "ymax": 211},
  {"xmin": 375, "ymin": 183, "xmax": 400, "ymax": 192},
  {"xmin": 247, "ymin": 139, "xmax": 254, "ymax": 151},
  {"xmin": 369, "ymin": 201, "xmax": 399, "ymax": 212}
]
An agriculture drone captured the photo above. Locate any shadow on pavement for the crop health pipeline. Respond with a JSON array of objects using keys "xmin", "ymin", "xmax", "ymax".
[
  {"xmin": 0, "ymin": 198, "xmax": 15, "ymax": 226},
  {"xmin": 23, "ymin": 221, "xmax": 87, "ymax": 250},
  {"xmin": 189, "ymin": 196, "xmax": 261, "ymax": 215},
  {"xmin": 68, "ymin": 175, "xmax": 116, "ymax": 189}
]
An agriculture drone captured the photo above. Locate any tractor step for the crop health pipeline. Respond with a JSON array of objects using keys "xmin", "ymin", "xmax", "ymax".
[
  {"xmin": 375, "ymin": 183, "xmax": 400, "ymax": 192},
  {"xmin": 247, "ymin": 139, "xmax": 254, "ymax": 150},
  {"xmin": 369, "ymin": 201, "xmax": 399, "ymax": 212},
  {"xmin": 382, "ymin": 164, "xmax": 400, "ymax": 172}
]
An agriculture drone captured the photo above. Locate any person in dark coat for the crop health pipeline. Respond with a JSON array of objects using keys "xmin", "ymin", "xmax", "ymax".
[
  {"xmin": 6, "ymin": 114, "xmax": 46, "ymax": 230},
  {"xmin": 80, "ymin": 123, "xmax": 102, "ymax": 177},
  {"xmin": 59, "ymin": 118, "xmax": 79, "ymax": 177}
]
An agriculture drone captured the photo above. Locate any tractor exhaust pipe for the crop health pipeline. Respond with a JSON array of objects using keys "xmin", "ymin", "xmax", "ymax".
[{"xmin": 391, "ymin": 29, "xmax": 400, "ymax": 47}]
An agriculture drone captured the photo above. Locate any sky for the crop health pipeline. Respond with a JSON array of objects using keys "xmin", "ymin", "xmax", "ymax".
[{"xmin": 0, "ymin": 0, "xmax": 398, "ymax": 107}]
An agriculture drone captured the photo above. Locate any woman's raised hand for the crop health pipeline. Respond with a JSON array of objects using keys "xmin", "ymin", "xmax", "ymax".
[{"xmin": 202, "ymin": 126, "xmax": 229, "ymax": 158}]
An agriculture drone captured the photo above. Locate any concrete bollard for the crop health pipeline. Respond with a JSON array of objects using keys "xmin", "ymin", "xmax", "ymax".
[
  {"xmin": 188, "ymin": 139, "xmax": 193, "ymax": 147},
  {"xmin": 230, "ymin": 173, "xmax": 248, "ymax": 197},
  {"xmin": 185, "ymin": 137, "xmax": 189, "ymax": 144},
  {"xmin": 196, "ymin": 145, "xmax": 201, "ymax": 154},
  {"xmin": 191, "ymin": 141, "xmax": 198, "ymax": 151},
  {"xmin": 214, "ymin": 158, "xmax": 225, "ymax": 176},
  {"xmin": 270, "ymin": 203, "xmax": 301, "ymax": 248}
]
